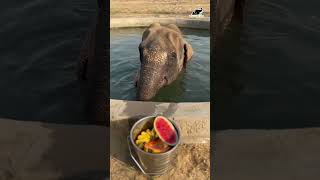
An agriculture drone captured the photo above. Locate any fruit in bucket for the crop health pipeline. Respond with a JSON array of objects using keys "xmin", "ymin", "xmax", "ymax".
[
  {"xmin": 154, "ymin": 116, "xmax": 178, "ymax": 146},
  {"xmin": 144, "ymin": 139, "xmax": 171, "ymax": 153},
  {"xmin": 135, "ymin": 129, "xmax": 153, "ymax": 149},
  {"xmin": 135, "ymin": 116, "xmax": 178, "ymax": 153}
]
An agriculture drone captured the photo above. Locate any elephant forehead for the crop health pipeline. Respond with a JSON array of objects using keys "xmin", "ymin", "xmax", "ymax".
[{"xmin": 143, "ymin": 48, "xmax": 167, "ymax": 65}]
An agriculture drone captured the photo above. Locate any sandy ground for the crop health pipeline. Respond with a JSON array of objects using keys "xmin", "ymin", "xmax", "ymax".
[
  {"xmin": 110, "ymin": 0, "xmax": 210, "ymax": 18},
  {"xmin": 111, "ymin": 143, "xmax": 210, "ymax": 180}
]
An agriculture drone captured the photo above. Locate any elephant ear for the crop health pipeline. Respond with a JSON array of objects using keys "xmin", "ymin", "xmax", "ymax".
[{"xmin": 183, "ymin": 41, "xmax": 193, "ymax": 66}]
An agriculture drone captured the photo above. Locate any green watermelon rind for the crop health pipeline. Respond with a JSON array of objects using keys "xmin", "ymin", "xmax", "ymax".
[{"xmin": 153, "ymin": 116, "xmax": 178, "ymax": 146}]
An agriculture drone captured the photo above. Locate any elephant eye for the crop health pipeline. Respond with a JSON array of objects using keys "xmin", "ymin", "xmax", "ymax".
[
  {"xmin": 171, "ymin": 52, "xmax": 177, "ymax": 59},
  {"xmin": 139, "ymin": 47, "xmax": 143, "ymax": 62},
  {"xmin": 164, "ymin": 76, "xmax": 168, "ymax": 84},
  {"xmin": 139, "ymin": 45, "xmax": 142, "ymax": 53},
  {"xmin": 139, "ymin": 47, "xmax": 142, "ymax": 55}
]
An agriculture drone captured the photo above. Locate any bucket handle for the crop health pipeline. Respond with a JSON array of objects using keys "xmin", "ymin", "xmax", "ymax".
[
  {"xmin": 127, "ymin": 136, "xmax": 164, "ymax": 176},
  {"xmin": 127, "ymin": 136, "xmax": 147, "ymax": 174}
]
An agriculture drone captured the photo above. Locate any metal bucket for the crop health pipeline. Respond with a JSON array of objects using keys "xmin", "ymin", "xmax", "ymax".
[{"xmin": 127, "ymin": 116, "xmax": 181, "ymax": 176}]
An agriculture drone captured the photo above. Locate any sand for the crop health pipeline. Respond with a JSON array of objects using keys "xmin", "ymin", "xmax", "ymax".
[{"xmin": 110, "ymin": 143, "xmax": 210, "ymax": 180}]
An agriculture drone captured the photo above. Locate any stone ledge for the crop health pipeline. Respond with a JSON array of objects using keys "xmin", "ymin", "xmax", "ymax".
[
  {"xmin": 110, "ymin": 17, "xmax": 210, "ymax": 30},
  {"xmin": 110, "ymin": 99, "xmax": 210, "ymax": 144}
]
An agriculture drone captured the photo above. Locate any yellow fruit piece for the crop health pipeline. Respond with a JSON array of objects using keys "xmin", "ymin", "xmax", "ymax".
[
  {"xmin": 138, "ymin": 134, "xmax": 149, "ymax": 140},
  {"xmin": 137, "ymin": 135, "xmax": 143, "ymax": 140},
  {"xmin": 136, "ymin": 139, "xmax": 146, "ymax": 144},
  {"xmin": 135, "ymin": 130, "xmax": 152, "ymax": 146},
  {"xmin": 152, "ymin": 150, "xmax": 162, "ymax": 154}
]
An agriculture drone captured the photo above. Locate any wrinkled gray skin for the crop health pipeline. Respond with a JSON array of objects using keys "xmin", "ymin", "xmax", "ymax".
[{"xmin": 135, "ymin": 23, "xmax": 193, "ymax": 101}]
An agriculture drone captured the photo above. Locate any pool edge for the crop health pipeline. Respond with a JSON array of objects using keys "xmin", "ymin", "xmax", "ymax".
[
  {"xmin": 110, "ymin": 99, "xmax": 210, "ymax": 143},
  {"xmin": 110, "ymin": 17, "xmax": 210, "ymax": 30}
]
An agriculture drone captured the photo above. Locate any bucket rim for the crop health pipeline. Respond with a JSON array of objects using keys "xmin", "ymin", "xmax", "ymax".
[{"xmin": 130, "ymin": 115, "xmax": 181, "ymax": 156}]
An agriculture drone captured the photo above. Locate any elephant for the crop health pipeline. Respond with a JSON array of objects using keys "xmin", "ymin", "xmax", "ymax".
[{"xmin": 135, "ymin": 23, "xmax": 194, "ymax": 101}]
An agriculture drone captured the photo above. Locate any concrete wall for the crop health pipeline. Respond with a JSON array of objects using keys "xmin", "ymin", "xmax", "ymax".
[
  {"xmin": 111, "ymin": 17, "xmax": 210, "ymax": 30},
  {"xmin": 110, "ymin": 99, "xmax": 210, "ymax": 143}
]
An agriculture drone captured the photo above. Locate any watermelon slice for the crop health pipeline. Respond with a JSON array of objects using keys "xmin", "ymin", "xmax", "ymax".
[{"xmin": 153, "ymin": 116, "xmax": 178, "ymax": 146}]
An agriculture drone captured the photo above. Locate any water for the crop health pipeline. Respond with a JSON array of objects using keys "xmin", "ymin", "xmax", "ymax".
[
  {"xmin": 110, "ymin": 28, "xmax": 210, "ymax": 102},
  {"xmin": 0, "ymin": 0, "xmax": 97, "ymax": 124},
  {"xmin": 215, "ymin": 0, "xmax": 320, "ymax": 129}
]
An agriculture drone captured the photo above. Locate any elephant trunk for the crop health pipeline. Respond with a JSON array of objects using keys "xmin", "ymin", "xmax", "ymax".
[{"xmin": 137, "ymin": 66, "xmax": 164, "ymax": 101}]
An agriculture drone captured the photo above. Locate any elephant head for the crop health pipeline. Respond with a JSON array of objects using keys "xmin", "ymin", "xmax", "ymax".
[{"xmin": 136, "ymin": 23, "xmax": 193, "ymax": 101}]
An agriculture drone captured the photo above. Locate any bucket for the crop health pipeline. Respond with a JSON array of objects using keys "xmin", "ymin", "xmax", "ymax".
[{"xmin": 127, "ymin": 116, "xmax": 181, "ymax": 176}]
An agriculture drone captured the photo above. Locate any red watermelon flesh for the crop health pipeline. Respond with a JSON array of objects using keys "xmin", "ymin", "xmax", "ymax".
[{"xmin": 154, "ymin": 116, "xmax": 178, "ymax": 146}]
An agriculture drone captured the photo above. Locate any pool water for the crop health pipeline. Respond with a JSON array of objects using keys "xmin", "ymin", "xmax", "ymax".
[
  {"xmin": 215, "ymin": 0, "xmax": 320, "ymax": 129},
  {"xmin": 110, "ymin": 28, "xmax": 210, "ymax": 102},
  {"xmin": 0, "ymin": 0, "xmax": 97, "ymax": 124}
]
